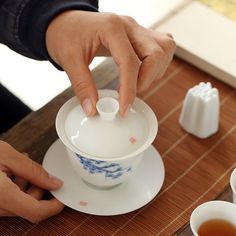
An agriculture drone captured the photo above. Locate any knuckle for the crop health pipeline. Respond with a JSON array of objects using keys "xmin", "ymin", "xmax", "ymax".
[
  {"xmin": 167, "ymin": 38, "xmax": 177, "ymax": 53},
  {"xmin": 0, "ymin": 141, "xmax": 13, "ymax": 162},
  {"xmin": 31, "ymin": 161, "xmax": 46, "ymax": 179},
  {"xmin": 73, "ymin": 80, "xmax": 92, "ymax": 94},
  {"xmin": 162, "ymin": 37, "xmax": 176, "ymax": 55},
  {"xmin": 0, "ymin": 141, "xmax": 11, "ymax": 151},
  {"xmin": 152, "ymin": 47, "xmax": 166, "ymax": 60},
  {"xmin": 165, "ymin": 32, "xmax": 174, "ymax": 39},
  {"xmin": 122, "ymin": 15, "xmax": 137, "ymax": 24},
  {"xmin": 104, "ymin": 13, "xmax": 122, "ymax": 30}
]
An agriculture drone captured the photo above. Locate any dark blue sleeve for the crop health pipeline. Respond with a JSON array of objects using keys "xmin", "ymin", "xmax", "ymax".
[{"xmin": 0, "ymin": 0, "xmax": 98, "ymax": 61}]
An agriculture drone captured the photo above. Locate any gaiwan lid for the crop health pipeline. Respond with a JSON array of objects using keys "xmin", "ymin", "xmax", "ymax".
[{"xmin": 56, "ymin": 90, "xmax": 158, "ymax": 160}]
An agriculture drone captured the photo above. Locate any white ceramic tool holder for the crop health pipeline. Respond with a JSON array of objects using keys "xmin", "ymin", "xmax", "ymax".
[{"xmin": 179, "ymin": 82, "xmax": 220, "ymax": 138}]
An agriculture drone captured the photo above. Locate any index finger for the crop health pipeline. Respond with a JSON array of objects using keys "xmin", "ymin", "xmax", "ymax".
[
  {"xmin": 103, "ymin": 16, "xmax": 140, "ymax": 116},
  {"xmin": 4, "ymin": 147, "xmax": 62, "ymax": 190}
]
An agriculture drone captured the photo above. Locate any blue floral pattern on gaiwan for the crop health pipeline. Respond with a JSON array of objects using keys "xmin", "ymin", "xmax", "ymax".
[{"xmin": 76, "ymin": 154, "xmax": 132, "ymax": 179}]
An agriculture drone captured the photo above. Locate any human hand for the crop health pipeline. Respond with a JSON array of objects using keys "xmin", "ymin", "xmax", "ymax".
[
  {"xmin": 46, "ymin": 11, "xmax": 176, "ymax": 117},
  {"xmin": 0, "ymin": 141, "xmax": 64, "ymax": 223}
]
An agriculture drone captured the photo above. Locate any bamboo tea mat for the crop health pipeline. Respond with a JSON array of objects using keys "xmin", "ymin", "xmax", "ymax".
[{"xmin": 1, "ymin": 56, "xmax": 236, "ymax": 236}]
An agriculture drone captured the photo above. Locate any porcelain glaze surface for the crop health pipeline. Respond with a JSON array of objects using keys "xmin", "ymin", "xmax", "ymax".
[
  {"xmin": 230, "ymin": 168, "xmax": 236, "ymax": 204},
  {"xmin": 190, "ymin": 201, "xmax": 236, "ymax": 235},
  {"xmin": 76, "ymin": 154, "xmax": 132, "ymax": 179},
  {"xmin": 56, "ymin": 89, "xmax": 158, "ymax": 187},
  {"xmin": 179, "ymin": 82, "xmax": 220, "ymax": 138},
  {"xmin": 42, "ymin": 139, "xmax": 165, "ymax": 215},
  {"xmin": 67, "ymin": 148, "xmax": 142, "ymax": 187},
  {"xmin": 56, "ymin": 90, "xmax": 158, "ymax": 161}
]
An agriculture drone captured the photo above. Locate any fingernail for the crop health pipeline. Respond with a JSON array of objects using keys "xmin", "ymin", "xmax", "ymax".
[
  {"xmin": 49, "ymin": 175, "xmax": 63, "ymax": 187},
  {"xmin": 122, "ymin": 104, "xmax": 131, "ymax": 118},
  {"xmin": 82, "ymin": 98, "xmax": 93, "ymax": 116}
]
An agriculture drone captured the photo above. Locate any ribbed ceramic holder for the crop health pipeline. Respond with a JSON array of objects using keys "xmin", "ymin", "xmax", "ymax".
[{"xmin": 179, "ymin": 82, "xmax": 220, "ymax": 138}]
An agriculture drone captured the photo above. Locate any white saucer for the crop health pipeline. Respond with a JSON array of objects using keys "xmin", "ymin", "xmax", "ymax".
[{"xmin": 42, "ymin": 139, "xmax": 165, "ymax": 216}]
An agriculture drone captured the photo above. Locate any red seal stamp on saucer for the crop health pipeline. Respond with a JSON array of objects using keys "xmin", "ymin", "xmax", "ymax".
[{"xmin": 79, "ymin": 201, "xmax": 88, "ymax": 206}]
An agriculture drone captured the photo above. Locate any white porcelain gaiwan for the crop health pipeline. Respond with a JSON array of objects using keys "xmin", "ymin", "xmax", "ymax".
[{"xmin": 56, "ymin": 89, "xmax": 158, "ymax": 187}]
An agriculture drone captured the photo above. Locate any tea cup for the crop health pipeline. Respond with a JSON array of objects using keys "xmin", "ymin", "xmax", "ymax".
[
  {"xmin": 190, "ymin": 200, "xmax": 236, "ymax": 236},
  {"xmin": 230, "ymin": 168, "xmax": 236, "ymax": 204}
]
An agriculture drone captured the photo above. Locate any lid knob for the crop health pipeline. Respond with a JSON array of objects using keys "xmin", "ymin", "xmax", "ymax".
[{"xmin": 96, "ymin": 97, "xmax": 119, "ymax": 121}]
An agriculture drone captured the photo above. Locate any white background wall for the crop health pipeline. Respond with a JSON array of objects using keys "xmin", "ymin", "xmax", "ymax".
[{"xmin": 0, "ymin": 0, "xmax": 187, "ymax": 110}]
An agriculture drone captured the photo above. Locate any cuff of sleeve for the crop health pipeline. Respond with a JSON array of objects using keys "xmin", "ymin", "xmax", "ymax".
[{"xmin": 19, "ymin": 0, "xmax": 98, "ymax": 70}]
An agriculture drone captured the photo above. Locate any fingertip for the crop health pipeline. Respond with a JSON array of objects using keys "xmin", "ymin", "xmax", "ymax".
[
  {"xmin": 119, "ymin": 103, "xmax": 131, "ymax": 118},
  {"xmin": 73, "ymin": 82, "xmax": 98, "ymax": 117},
  {"xmin": 54, "ymin": 198, "xmax": 64, "ymax": 208},
  {"xmin": 48, "ymin": 175, "xmax": 63, "ymax": 190},
  {"xmin": 49, "ymin": 198, "xmax": 65, "ymax": 213},
  {"xmin": 119, "ymin": 86, "xmax": 136, "ymax": 117},
  {"xmin": 81, "ymin": 97, "xmax": 97, "ymax": 117},
  {"xmin": 89, "ymin": 106, "xmax": 97, "ymax": 117},
  {"xmin": 119, "ymin": 91, "xmax": 134, "ymax": 118},
  {"xmin": 65, "ymin": 61, "xmax": 99, "ymax": 117}
]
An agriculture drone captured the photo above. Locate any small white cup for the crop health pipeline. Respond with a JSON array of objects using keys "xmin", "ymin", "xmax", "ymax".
[
  {"xmin": 230, "ymin": 168, "xmax": 236, "ymax": 204},
  {"xmin": 190, "ymin": 200, "xmax": 236, "ymax": 235}
]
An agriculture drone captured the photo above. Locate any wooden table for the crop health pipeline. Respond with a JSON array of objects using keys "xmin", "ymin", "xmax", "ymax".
[{"xmin": 1, "ymin": 56, "xmax": 236, "ymax": 236}]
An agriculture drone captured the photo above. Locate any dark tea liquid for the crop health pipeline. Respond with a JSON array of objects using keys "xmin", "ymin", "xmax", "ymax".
[{"xmin": 198, "ymin": 219, "xmax": 236, "ymax": 236}]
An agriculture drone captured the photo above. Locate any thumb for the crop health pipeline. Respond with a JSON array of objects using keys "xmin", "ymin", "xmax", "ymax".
[{"xmin": 64, "ymin": 60, "xmax": 98, "ymax": 117}]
